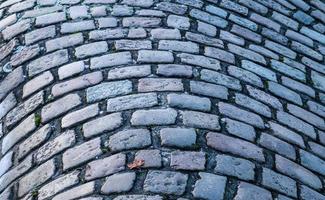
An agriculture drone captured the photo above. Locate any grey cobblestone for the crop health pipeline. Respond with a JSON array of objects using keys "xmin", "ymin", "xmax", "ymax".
[
  {"xmin": 219, "ymin": 102, "xmax": 265, "ymax": 128},
  {"xmin": 52, "ymin": 71, "xmax": 103, "ymax": 97},
  {"xmin": 276, "ymin": 154, "xmax": 322, "ymax": 189},
  {"xmin": 215, "ymin": 154, "xmax": 255, "ymax": 181},
  {"xmin": 28, "ymin": 50, "xmax": 69, "ymax": 77},
  {"xmin": 75, "ymin": 41, "xmax": 108, "ymax": 58},
  {"xmin": 108, "ymin": 128, "xmax": 151, "ymax": 151},
  {"xmin": 171, "ymin": 151, "xmax": 205, "ymax": 170},
  {"xmin": 182, "ymin": 110, "xmax": 220, "ymax": 130},
  {"xmin": 101, "ymin": 172, "xmax": 136, "ymax": 194},
  {"xmin": 144, "ymin": 170, "xmax": 188, "ymax": 195},
  {"xmin": 234, "ymin": 182, "xmax": 272, "ymax": 200},
  {"xmin": 262, "ymin": 168, "xmax": 297, "ymax": 197},
  {"xmin": 160, "ymin": 128, "xmax": 196, "ymax": 148},
  {"xmin": 17, "ymin": 124, "xmax": 51, "ymax": 159},
  {"xmin": 85, "ymin": 153, "xmax": 125, "ymax": 180},
  {"xmin": 41, "ymin": 93, "xmax": 81, "ymax": 123},
  {"xmin": 192, "ymin": 172, "xmax": 227, "ymax": 200},
  {"xmin": 207, "ymin": 132, "xmax": 265, "ymax": 162},
  {"xmin": 86, "ymin": 80, "xmax": 132, "ymax": 102},
  {"xmin": 228, "ymin": 66, "xmax": 263, "ymax": 87},
  {"xmin": 63, "ymin": 137, "xmax": 102, "ymax": 170},
  {"xmin": 2, "ymin": 0, "xmax": 325, "ymax": 199},
  {"xmin": 83, "ymin": 112, "xmax": 122, "ymax": 138},
  {"xmin": 167, "ymin": 93, "xmax": 211, "ymax": 111},
  {"xmin": 131, "ymin": 108, "xmax": 177, "ymax": 125},
  {"xmin": 108, "ymin": 65, "xmax": 151, "ymax": 80},
  {"xmin": 224, "ymin": 118, "xmax": 256, "ymax": 141},
  {"xmin": 37, "ymin": 171, "xmax": 79, "ymax": 200}
]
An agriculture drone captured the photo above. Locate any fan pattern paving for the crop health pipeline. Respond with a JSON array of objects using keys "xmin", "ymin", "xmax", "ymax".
[{"xmin": 0, "ymin": 0, "xmax": 325, "ymax": 199}]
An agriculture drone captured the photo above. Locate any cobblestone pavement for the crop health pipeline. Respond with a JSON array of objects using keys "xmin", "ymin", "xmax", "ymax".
[{"xmin": 0, "ymin": 0, "xmax": 325, "ymax": 199}]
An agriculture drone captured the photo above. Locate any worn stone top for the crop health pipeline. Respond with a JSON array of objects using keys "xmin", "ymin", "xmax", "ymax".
[{"xmin": 0, "ymin": 0, "xmax": 325, "ymax": 199}]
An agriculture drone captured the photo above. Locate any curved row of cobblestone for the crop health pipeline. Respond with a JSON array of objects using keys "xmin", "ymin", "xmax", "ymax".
[{"xmin": 1, "ymin": 0, "xmax": 325, "ymax": 199}]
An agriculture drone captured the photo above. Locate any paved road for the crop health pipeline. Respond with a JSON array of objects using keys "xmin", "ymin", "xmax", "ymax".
[{"xmin": 0, "ymin": 0, "xmax": 325, "ymax": 199}]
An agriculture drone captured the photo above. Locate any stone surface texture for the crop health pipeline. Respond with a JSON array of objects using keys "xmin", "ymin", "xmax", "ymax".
[{"xmin": 0, "ymin": 0, "xmax": 324, "ymax": 199}]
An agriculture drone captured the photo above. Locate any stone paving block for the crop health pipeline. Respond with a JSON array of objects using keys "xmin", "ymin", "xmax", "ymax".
[
  {"xmin": 83, "ymin": 112, "xmax": 122, "ymax": 138},
  {"xmin": 108, "ymin": 65, "xmax": 151, "ymax": 80},
  {"xmin": 6, "ymin": 90, "xmax": 43, "ymax": 126},
  {"xmin": 2, "ymin": 114, "xmax": 36, "ymax": 154},
  {"xmin": 192, "ymin": 172, "xmax": 227, "ymax": 200},
  {"xmin": 62, "ymin": 137, "xmax": 102, "ymax": 170},
  {"xmin": 167, "ymin": 93, "xmax": 211, "ymax": 111},
  {"xmin": 259, "ymin": 132, "xmax": 296, "ymax": 160},
  {"xmin": 38, "ymin": 171, "xmax": 79, "ymax": 200},
  {"xmin": 0, "ymin": 92, "xmax": 16, "ymax": 120},
  {"xmin": 190, "ymin": 9, "xmax": 228, "ymax": 28},
  {"xmin": 10, "ymin": 44, "xmax": 40, "ymax": 67},
  {"xmin": 85, "ymin": 153, "xmax": 125, "ymax": 180},
  {"xmin": 90, "ymin": 52, "xmax": 132, "ymax": 69},
  {"xmin": 201, "ymin": 69, "xmax": 241, "ymax": 90},
  {"xmin": 275, "ymin": 154, "xmax": 322, "ymax": 189},
  {"xmin": 207, "ymin": 132, "xmax": 265, "ymax": 162},
  {"xmin": 167, "ymin": 14, "xmax": 190, "ymax": 30},
  {"xmin": 160, "ymin": 128, "xmax": 196, "ymax": 148},
  {"xmin": 41, "ymin": 93, "xmax": 81, "ymax": 123},
  {"xmin": 75, "ymin": 41, "xmax": 108, "ymax": 58},
  {"xmin": 52, "ymin": 182, "xmax": 95, "ymax": 200},
  {"xmin": 234, "ymin": 182, "xmax": 272, "ymax": 200},
  {"xmin": 28, "ymin": 50, "xmax": 69, "ymax": 77},
  {"xmin": 170, "ymin": 151, "xmax": 205, "ymax": 170},
  {"xmin": 17, "ymin": 124, "xmax": 51, "ymax": 159},
  {"xmin": 178, "ymin": 53, "xmax": 221, "ymax": 71},
  {"xmin": 0, "ymin": 66, "xmax": 24, "ymax": 101},
  {"xmin": 18, "ymin": 159, "xmax": 55, "ymax": 197},
  {"xmin": 235, "ymin": 93, "xmax": 271, "ymax": 118},
  {"xmin": 107, "ymin": 93, "xmax": 157, "ymax": 112},
  {"xmin": 0, "ymin": 151, "xmax": 13, "ymax": 177},
  {"xmin": 108, "ymin": 129, "xmax": 151, "ymax": 151},
  {"xmin": 276, "ymin": 111, "xmax": 316, "ymax": 139},
  {"xmin": 101, "ymin": 172, "xmax": 136, "ymax": 194},
  {"xmin": 144, "ymin": 170, "xmax": 188, "ymax": 195},
  {"xmin": 135, "ymin": 150, "xmax": 161, "ymax": 168},
  {"xmin": 52, "ymin": 71, "xmax": 103, "ymax": 97},
  {"xmin": 138, "ymin": 78, "xmax": 183, "ymax": 92},
  {"xmin": 86, "ymin": 80, "xmax": 132, "ymax": 102},
  {"xmin": 131, "ymin": 108, "xmax": 177, "ymax": 125},
  {"xmin": 157, "ymin": 64, "xmax": 192, "ymax": 77},
  {"xmin": 215, "ymin": 154, "xmax": 255, "ymax": 181},
  {"xmin": 182, "ymin": 110, "xmax": 220, "ymax": 130},
  {"xmin": 224, "ymin": 118, "xmax": 256, "ymax": 141},
  {"xmin": 219, "ymin": 102, "xmax": 265, "ymax": 128}
]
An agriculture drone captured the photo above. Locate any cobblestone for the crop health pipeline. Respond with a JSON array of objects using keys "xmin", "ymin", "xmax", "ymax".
[
  {"xmin": 85, "ymin": 153, "xmax": 125, "ymax": 180},
  {"xmin": 170, "ymin": 151, "xmax": 205, "ymax": 170},
  {"xmin": 215, "ymin": 154, "xmax": 255, "ymax": 181},
  {"xmin": 207, "ymin": 132, "xmax": 265, "ymax": 162},
  {"xmin": 131, "ymin": 108, "xmax": 177, "ymax": 125},
  {"xmin": 101, "ymin": 172, "xmax": 136, "ymax": 194},
  {"xmin": 234, "ymin": 182, "xmax": 272, "ymax": 200},
  {"xmin": 182, "ymin": 111, "xmax": 220, "ymax": 130},
  {"xmin": 192, "ymin": 172, "xmax": 227, "ymax": 200},
  {"xmin": 63, "ymin": 137, "xmax": 102, "ymax": 170},
  {"xmin": 2, "ymin": 1, "xmax": 325, "ymax": 199},
  {"xmin": 86, "ymin": 80, "xmax": 132, "ymax": 102},
  {"xmin": 144, "ymin": 171, "xmax": 188, "ymax": 195},
  {"xmin": 275, "ymin": 155, "xmax": 322, "ymax": 189},
  {"xmin": 108, "ymin": 128, "xmax": 151, "ymax": 151}
]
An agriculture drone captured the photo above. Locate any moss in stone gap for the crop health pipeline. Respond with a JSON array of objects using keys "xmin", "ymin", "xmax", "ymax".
[
  {"xmin": 31, "ymin": 189, "xmax": 38, "ymax": 197},
  {"xmin": 34, "ymin": 114, "xmax": 42, "ymax": 127}
]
